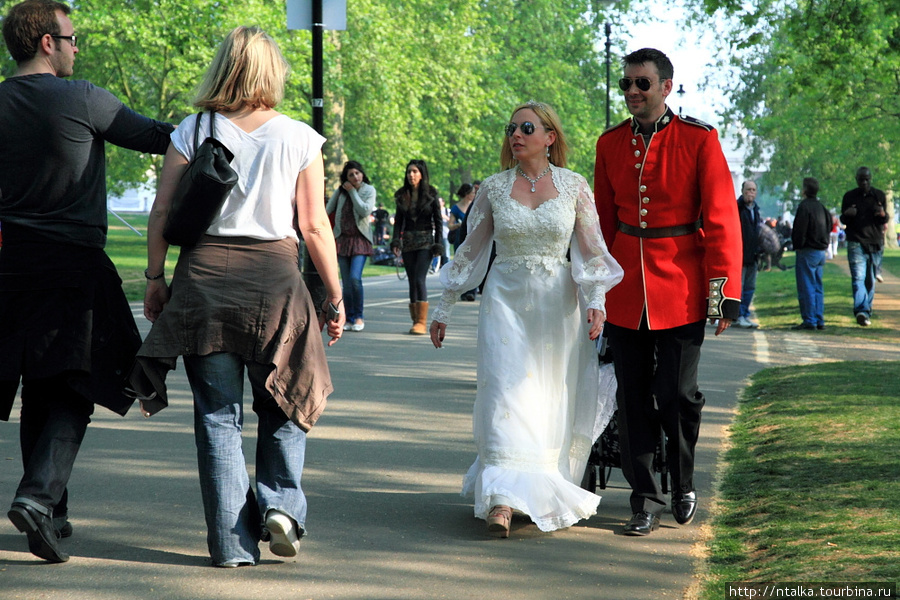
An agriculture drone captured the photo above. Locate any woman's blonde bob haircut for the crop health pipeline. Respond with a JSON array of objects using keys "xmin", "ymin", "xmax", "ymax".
[
  {"xmin": 500, "ymin": 101, "xmax": 569, "ymax": 170},
  {"xmin": 194, "ymin": 26, "xmax": 289, "ymax": 111}
]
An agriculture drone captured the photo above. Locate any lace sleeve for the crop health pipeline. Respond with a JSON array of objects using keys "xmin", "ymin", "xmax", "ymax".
[
  {"xmin": 431, "ymin": 183, "xmax": 496, "ymax": 324},
  {"xmin": 570, "ymin": 176, "xmax": 624, "ymax": 311}
]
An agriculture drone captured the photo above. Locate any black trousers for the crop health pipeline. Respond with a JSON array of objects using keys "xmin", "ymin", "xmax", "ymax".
[
  {"xmin": 402, "ymin": 248, "xmax": 432, "ymax": 302},
  {"xmin": 606, "ymin": 319, "xmax": 706, "ymax": 514},
  {"xmin": 16, "ymin": 376, "xmax": 94, "ymax": 517}
]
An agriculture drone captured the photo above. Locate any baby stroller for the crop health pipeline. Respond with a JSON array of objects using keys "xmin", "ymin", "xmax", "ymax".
[{"xmin": 581, "ymin": 335, "xmax": 669, "ymax": 495}]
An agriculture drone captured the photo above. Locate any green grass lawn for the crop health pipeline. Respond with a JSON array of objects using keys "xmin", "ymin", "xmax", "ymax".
[{"xmin": 700, "ymin": 361, "xmax": 900, "ymax": 594}]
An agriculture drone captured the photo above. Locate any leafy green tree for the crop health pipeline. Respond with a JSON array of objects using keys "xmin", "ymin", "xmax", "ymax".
[{"xmin": 686, "ymin": 0, "xmax": 900, "ymax": 233}]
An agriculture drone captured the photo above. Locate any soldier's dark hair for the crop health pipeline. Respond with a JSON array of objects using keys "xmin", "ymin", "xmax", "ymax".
[{"xmin": 623, "ymin": 48, "xmax": 674, "ymax": 80}]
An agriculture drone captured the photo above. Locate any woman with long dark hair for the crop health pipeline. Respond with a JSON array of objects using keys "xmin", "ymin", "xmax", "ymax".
[
  {"xmin": 391, "ymin": 159, "xmax": 443, "ymax": 334},
  {"xmin": 326, "ymin": 160, "xmax": 376, "ymax": 332}
]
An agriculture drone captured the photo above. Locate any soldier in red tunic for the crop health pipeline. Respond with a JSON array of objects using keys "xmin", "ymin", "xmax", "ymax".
[{"xmin": 594, "ymin": 48, "xmax": 742, "ymax": 536}]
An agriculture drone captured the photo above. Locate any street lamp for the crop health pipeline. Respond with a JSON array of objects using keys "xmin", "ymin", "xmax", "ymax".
[
  {"xmin": 597, "ymin": 1, "xmax": 616, "ymax": 130},
  {"xmin": 676, "ymin": 84, "xmax": 686, "ymax": 116},
  {"xmin": 605, "ymin": 22, "xmax": 612, "ymax": 129}
]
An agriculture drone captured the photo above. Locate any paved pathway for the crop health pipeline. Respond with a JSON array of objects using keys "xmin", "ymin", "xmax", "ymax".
[{"xmin": 1, "ymin": 266, "xmax": 896, "ymax": 600}]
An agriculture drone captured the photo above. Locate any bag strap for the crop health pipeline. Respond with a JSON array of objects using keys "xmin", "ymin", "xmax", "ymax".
[
  {"xmin": 192, "ymin": 111, "xmax": 203, "ymax": 153},
  {"xmin": 192, "ymin": 110, "xmax": 220, "ymax": 153},
  {"xmin": 208, "ymin": 109, "xmax": 217, "ymax": 140}
]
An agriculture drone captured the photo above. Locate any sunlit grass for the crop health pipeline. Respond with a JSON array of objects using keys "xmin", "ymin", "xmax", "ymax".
[{"xmin": 700, "ymin": 361, "xmax": 900, "ymax": 595}]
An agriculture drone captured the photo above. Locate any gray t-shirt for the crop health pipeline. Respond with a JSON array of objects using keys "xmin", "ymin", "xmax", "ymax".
[{"xmin": 0, "ymin": 73, "xmax": 173, "ymax": 247}]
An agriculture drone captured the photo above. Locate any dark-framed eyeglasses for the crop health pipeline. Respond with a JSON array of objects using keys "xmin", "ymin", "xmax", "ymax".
[
  {"xmin": 50, "ymin": 34, "xmax": 77, "ymax": 47},
  {"xmin": 618, "ymin": 77, "xmax": 664, "ymax": 92},
  {"xmin": 505, "ymin": 121, "xmax": 543, "ymax": 137}
]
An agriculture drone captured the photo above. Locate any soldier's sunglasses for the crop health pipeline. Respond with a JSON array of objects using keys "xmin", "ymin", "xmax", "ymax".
[{"xmin": 618, "ymin": 77, "xmax": 665, "ymax": 92}]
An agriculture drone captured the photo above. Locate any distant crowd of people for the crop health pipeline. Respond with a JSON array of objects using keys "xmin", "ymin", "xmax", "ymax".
[{"xmin": 734, "ymin": 165, "xmax": 890, "ymax": 331}]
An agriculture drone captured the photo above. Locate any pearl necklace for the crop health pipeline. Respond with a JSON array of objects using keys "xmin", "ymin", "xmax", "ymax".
[{"xmin": 517, "ymin": 165, "xmax": 551, "ymax": 193}]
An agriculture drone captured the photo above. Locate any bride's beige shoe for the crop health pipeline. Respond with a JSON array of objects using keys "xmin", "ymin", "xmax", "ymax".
[{"xmin": 486, "ymin": 505, "xmax": 512, "ymax": 538}]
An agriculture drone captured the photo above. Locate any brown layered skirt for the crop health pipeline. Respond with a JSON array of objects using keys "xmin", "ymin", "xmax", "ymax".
[{"xmin": 131, "ymin": 235, "xmax": 332, "ymax": 431}]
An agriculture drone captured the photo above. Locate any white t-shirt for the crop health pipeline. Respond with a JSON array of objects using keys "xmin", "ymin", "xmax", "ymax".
[{"xmin": 172, "ymin": 112, "xmax": 325, "ymax": 241}]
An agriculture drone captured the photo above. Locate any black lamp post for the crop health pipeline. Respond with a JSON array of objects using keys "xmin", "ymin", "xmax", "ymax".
[
  {"xmin": 605, "ymin": 22, "xmax": 612, "ymax": 129},
  {"xmin": 676, "ymin": 84, "xmax": 686, "ymax": 116}
]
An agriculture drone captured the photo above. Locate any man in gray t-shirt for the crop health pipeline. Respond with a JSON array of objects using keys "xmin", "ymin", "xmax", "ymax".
[{"xmin": 0, "ymin": 0, "xmax": 173, "ymax": 563}]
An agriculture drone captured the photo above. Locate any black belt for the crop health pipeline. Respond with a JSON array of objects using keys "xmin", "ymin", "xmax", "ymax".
[{"xmin": 617, "ymin": 218, "xmax": 703, "ymax": 239}]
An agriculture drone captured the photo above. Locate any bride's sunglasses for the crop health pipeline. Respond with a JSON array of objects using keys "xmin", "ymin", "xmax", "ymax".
[
  {"xmin": 505, "ymin": 121, "xmax": 542, "ymax": 137},
  {"xmin": 618, "ymin": 77, "xmax": 664, "ymax": 92}
]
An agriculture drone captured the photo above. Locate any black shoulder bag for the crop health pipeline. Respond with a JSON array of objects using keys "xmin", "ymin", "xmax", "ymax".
[{"xmin": 163, "ymin": 111, "xmax": 239, "ymax": 247}]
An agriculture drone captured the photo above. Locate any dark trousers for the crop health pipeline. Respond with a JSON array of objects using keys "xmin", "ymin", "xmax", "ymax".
[
  {"xmin": 606, "ymin": 319, "xmax": 706, "ymax": 514},
  {"xmin": 15, "ymin": 377, "xmax": 94, "ymax": 517},
  {"xmin": 402, "ymin": 248, "xmax": 432, "ymax": 302}
]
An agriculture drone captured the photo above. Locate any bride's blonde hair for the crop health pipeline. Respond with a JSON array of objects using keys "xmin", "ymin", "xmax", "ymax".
[{"xmin": 500, "ymin": 101, "xmax": 569, "ymax": 170}]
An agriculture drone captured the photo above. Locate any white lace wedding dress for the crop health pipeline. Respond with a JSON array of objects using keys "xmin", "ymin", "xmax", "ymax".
[{"xmin": 432, "ymin": 165, "xmax": 623, "ymax": 531}]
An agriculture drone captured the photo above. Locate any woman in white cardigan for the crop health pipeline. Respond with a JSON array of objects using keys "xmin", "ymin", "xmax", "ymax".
[{"xmin": 326, "ymin": 161, "xmax": 376, "ymax": 331}]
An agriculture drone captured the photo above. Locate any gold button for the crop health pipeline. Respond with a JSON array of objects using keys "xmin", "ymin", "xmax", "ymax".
[
  {"xmin": 640, "ymin": 221, "xmax": 647, "ymax": 229},
  {"xmin": 631, "ymin": 138, "xmax": 637, "ymax": 145},
  {"xmin": 640, "ymin": 209, "xmax": 648, "ymax": 216},
  {"xmin": 634, "ymin": 163, "xmax": 641, "ymax": 169},
  {"xmin": 634, "ymin": 150, "xmax": 641, "ymax": 157},
  {"xmin": 640, "ymin": 185, "xmax": 647, "ymax": 192},
  {"xmin": 642, "ymin": 197, "xmax": 650, "ymax": 204}
]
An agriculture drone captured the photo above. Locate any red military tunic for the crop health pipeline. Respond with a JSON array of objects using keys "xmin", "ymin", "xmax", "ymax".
[{"xmin": 594, "ymin": 108, "xmax": 741, "ymax": 330}]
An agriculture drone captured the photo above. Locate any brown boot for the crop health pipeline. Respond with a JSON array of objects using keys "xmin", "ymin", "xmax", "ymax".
[
  {"xmin": 408, "ymin": 303, "xmax": 417, "ymax": 334},
  {"xmin": 410, "ymin": 301, "xmax": 429, "ymax": 335}
]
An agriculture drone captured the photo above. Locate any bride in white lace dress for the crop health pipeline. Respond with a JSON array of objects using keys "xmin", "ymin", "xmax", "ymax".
[{"xmin": 429, "ymin": 102, "xmax": 623, "ymax": 536}]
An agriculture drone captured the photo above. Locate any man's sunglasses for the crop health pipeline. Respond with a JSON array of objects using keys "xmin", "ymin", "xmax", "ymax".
[
  {"xmin": 618, "ymin": 77, "xmax": 665, "ymax": 92},
  {"xmin": 505, "ymin": 121, "xmax": 543, "ymax": 137},
  {"xmin": 50, "ymin": 34, "xmax": 77, "ymax": 47}
]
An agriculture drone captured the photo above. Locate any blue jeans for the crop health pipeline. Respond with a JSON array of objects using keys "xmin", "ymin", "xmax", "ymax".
[
  {"xmin": 846, "ymin": 242, "xmax": 882, "ymax": 317},
  {"xmin": 184, "ymin": 352, "xmax": 308, "ymax": 565},
  {"xmin": 739, "ymin": 264, "xmax": 757, "ymax": 319},
  {"xmin": 795, "ymin": 248, "xmax": 826, "ymax": 327},
  {"xmin": 338, "ymin": 254, "xmax": 367, "ymax": 323}
]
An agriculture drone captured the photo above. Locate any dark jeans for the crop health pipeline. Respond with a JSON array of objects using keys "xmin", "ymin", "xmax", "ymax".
[
  {"xmin": 337, "ymin": 254, "xmax": 367, "ymax": 322},
  {"xmin": 740, "ymin": 263, "xmax": 757, "ymax": 319},
  {"xmin": 402, "ymin": 248, "xmax": 432, "ymax": 302},
  {"xmin": 606, "ymin": 319, "xmax": 706, "ymax": 514},
  {"xmin": 15, "ymin": 376, "xmax": 94, "ymax": 517}
]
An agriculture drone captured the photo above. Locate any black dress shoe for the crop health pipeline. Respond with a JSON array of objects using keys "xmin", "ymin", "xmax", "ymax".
[
  {"xmin": 672, "ymin": 491, "xmax": 698, "ymax": 525},
  {"xmin": 7, "ymin": 503, "xmax": 69, "ymax": 563},
  {"xmin": 790, "ymin": 323, "xmax": 816, "ymax": 330},
  {"xmin": 54, "ymin": 517, "xmax": 73, "ymax": 539},
  {"xmin": 622, "ymin": 511, "xmax": 660, "ymax": 536}
]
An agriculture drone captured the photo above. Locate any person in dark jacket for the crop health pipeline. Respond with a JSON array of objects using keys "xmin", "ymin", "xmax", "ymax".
[
  {"xmin": 735, "ymin": 181, "xmax": 761, "ymax": 328},
  {"xmin": 791, "ymin": 177, "xmax": 831, "ymax": 330},
  {"xmin": 0, "ymin": 0, "xmax": 173, "ymax": 563},
  {"xmin": 840, "ymin": 166, "xmax": 889, "ymax": 327},
  {"xmin": 391, "ymin": 159, "xmax": 444, "ymax": 334}
]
